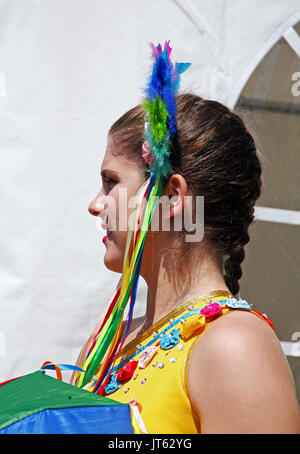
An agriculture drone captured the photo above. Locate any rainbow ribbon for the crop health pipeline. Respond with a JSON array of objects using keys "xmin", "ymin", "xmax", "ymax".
[
  {"xmin": 76, "ymin": 173, "xmax": 162, "ymax": 389},
  {"xmin": 75, "ymin": 41, "xmax": 191, "ymax": 394}
]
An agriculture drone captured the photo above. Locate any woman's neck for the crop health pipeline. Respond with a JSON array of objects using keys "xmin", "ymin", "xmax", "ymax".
[{"xmin": 140, "ymin": 246, "xmax": 230, "ymax": 333}]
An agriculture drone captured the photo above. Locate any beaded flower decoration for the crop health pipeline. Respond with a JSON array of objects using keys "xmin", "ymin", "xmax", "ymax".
[{"xmin": 74, "ymin": 41, "xmax": 191, "ymax": 395}]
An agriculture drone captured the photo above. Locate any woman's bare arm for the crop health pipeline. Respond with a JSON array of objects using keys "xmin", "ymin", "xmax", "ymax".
[{"xmin": 188, "ymin": 311, "xmax": 300, "ymax": 434}]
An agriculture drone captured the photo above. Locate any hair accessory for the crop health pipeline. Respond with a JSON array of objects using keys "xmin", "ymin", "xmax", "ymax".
[
  {"xmin": 74, "ymin": 42, "xmax": 190, "ymax": 395},
  {"xmin": 141, "ymin": 140, "xmax": 153, "ymax": 165},
  {"xmin": 141, "ymin": 41, "xmax": 191, "ymax": 180}
]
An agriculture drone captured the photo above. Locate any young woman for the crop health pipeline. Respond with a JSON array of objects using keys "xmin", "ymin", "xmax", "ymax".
[
  {"xmin": 75, "ymin": 92, "xmax": 300, "ymax": 434},
  {"xmin": 71, "ymin": 41, "xmax": 300, "ymax": 432}
]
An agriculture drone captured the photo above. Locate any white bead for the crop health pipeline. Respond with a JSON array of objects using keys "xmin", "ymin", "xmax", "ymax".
[
  {"xmin": 178, "ymin": 343, "xmax": 184, "ymax": 351},
  {"xmin": 158, "ymin": 362, "xmax": 164, "ymax": 369},
  {"xmin": 169, "ymin": 356, "xmax": 177, "ymax": 363}
]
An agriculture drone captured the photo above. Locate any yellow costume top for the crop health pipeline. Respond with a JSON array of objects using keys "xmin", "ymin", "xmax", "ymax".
[{"xmin": 99, "ymin": 290, "xmax": 275, "ymax": 434}]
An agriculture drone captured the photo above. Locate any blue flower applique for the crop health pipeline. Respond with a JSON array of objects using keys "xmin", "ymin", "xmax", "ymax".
[
  {"xmin": 105, "ymin": 373, "xmax": 120, "ymax": 395},
  {"xmin": 160, "ymin": 328, "xmax": 180, "ymax": 350},
  {"xmin": 226, "ymin": 297, "xmax": 252, "ymax": 310}
]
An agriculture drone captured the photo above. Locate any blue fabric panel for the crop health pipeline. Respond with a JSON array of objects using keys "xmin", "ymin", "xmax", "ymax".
[{"xmin": 0, "ymin": 405, "xmax": 134, "ymax": 434}]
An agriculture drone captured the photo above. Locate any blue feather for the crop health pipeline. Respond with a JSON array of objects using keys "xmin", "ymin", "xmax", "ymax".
[
  {"xmin": 143, "ymin": 42, "xmax": 191, "ymax": 180},
  {"xmin": 175, "ymin": 62, "xmax": 191, "ymax": 75}
]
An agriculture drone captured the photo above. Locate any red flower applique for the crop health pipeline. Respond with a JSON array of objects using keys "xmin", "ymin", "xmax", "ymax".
[
  {"xmin": 200, "ymin": 302, "xmax": 223, "ymax": 319},
  {"xmin": 116, "ymin": 360, "xmax": 138, "ymax": 382}
]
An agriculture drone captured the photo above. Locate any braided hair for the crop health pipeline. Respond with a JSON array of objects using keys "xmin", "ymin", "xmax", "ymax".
[{"xmin": 108, "ymin": 93, "xmax": 262, "ymax": 297}]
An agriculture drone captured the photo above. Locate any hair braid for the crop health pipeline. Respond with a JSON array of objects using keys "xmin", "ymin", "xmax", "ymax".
[{"xmin": 223, "ymin": 237, "xmax": 248, "ymax": 297}]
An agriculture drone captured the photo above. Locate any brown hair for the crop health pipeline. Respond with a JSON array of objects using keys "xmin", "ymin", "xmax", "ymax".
[{"xmin": 108, "ymin": 93, "xmax": 262, "ymax": 297}]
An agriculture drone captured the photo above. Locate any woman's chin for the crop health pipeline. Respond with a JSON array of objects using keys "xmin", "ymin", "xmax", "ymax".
[{"xmin": 103, "ymin": 252, "xmax": 123, "ymax": 274}]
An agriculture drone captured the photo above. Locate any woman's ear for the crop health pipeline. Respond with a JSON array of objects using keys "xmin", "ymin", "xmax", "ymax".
[{"xmin": 162, "ymin": 174, "xmax": 189, "ymax": 220}]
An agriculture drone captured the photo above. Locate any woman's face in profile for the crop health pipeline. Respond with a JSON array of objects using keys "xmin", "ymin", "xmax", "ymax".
[{"xmin": 88, "ymin": 135, "xmax": 145, "ymax": 273}]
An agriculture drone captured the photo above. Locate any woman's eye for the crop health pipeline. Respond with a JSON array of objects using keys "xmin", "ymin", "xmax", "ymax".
[{"xmin": 103, "ymin": 178, "xmax": 117, "ymax": 190}]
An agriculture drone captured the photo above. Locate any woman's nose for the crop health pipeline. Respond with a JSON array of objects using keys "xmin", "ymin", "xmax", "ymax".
[{"xmin": 88, "ymin": 193, "xmax": 106, "ymax": 217}]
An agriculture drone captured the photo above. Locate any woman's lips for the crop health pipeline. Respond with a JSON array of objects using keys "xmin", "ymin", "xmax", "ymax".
[{"xmin": 102, "ymin": 230, "xmax": 112, "ymax": 243}]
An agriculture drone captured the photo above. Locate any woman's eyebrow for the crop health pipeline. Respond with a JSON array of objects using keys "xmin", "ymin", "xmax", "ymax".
[{"xmin": 100, "ymin": 169, "xmax": 119, "ymax": 178}]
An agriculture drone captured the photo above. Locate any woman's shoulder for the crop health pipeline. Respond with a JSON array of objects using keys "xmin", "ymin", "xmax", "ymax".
[
  {"xmin": 188, "ymin": 309, "xmax": 300, "ymax": 433},
  {"xmin": 189, "ymin": 309, "xmax": 286, "ymax": 385},
  {"xmin": 195, "ymin": 308, "xmax": 280, "ymax": 355}
]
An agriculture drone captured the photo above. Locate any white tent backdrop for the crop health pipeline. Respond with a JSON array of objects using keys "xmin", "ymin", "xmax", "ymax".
[{"xmin": 0, "ymin": 0, "xmax": 299, "ymax": 397}]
